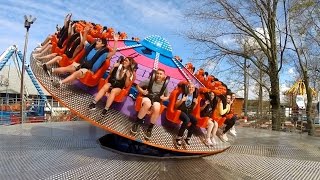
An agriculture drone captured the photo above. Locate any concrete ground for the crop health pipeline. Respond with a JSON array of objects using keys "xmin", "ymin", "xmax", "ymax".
[{"xmin": 0, "ymin": 121, "xmax": 319, "ymax": 180}]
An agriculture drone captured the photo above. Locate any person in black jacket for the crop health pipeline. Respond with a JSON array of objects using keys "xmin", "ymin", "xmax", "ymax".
[{"xmin": 175, "ymin": 83, "xmax": 198, "ymax": 146}]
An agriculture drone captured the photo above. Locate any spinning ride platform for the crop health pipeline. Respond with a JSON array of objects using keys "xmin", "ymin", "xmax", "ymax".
[{"xmin": 30, "ymin": 35, "xmax": 234, "ymax": 156}]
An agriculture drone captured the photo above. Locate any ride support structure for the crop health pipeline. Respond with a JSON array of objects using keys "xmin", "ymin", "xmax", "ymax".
[{"xmin": 0, "ymin": 45, "xmax": 47, "ymax": 116}]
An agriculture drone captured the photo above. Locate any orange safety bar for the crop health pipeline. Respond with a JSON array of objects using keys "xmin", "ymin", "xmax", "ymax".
[
  {"xmin": 50, "ymin": 35, "xmax": 58, "ymax": 44},
  {"xmin": 211, "ymin": 81, "xmax": 223, "ymax": 96},
  {"xmin": 225, "ymin": 113, "xmax": 234, "ymax": 120},
  {"xmin": 204, "ymin": 75, "xmax": 214, "ymax": 88},
  {"xmin": 215, "ymin": 116, "xmax": 226, "ymax": 127},
  {"xmin": 119, "ymin": 32, "xmax": 127, "ymax": 39}
]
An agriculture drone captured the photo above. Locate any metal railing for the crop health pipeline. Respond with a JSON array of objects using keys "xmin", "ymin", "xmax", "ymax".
[
  {"xmin": 0, "ymin": 97, "xmax": 79, "ymax": 125},
  {"xmin": 240, "ymin": 107, "xmax": 320, "ymax": 135}
]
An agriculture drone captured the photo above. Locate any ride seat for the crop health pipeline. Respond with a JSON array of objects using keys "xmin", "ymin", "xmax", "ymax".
[
  {"xmin": 98, "ymin": 70, "xmax": 137, "ymax": 102},
  {"xmin": 79, "ymin": 57, "xmax": 111, "ymax": 87},
  {"xmin": 192, "ymin": 87, "xmax": 211, "ymax": 128},
  {"xmin": 166, "ymin": 88, "xmax": 182, "ymax": 124},
  {"xmin": 58, "ymin": 48, "xmax": 84, "ymax": 67},
  {"xmin": 58, "ymin": 35, "xmax": 83, "ymax": 67},
  {"xmin": 134, "ymin": 94, "xmax": 166, "ymax": 114},
  {"xmin": 166, "ymin": 81, "xmax": 194, "ymax": 124},
  {"xmin": 134, "ymin": 70, "xmax": 169, "ymax": 114}
]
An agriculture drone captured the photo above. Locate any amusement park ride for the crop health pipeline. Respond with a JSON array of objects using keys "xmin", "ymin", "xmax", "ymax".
[
  {"xmin": 1, "ymin": 17, "xmax": 237, "ymax": 157},
  {"xmin": 0, "ymin": 45, "xmax": 48, "ymax": 124}
]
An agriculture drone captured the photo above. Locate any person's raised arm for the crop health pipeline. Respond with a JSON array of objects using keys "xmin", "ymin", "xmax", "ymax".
[
  {"xmin": 80, "ymin": 26, "xmax": 90, "ymax": 46},
  {"xmin": 64, "ymin": 13, "xmax": 72, "ymax": 27},
  {"xmin": 106, "ymin": 33, "xmax": 119, "ymax": 59},
  {"xmin": 67, "ymin": 21, "xmax": 73, "ymax": 37}
]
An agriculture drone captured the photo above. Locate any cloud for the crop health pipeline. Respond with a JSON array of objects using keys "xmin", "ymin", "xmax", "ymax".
[
  {"xmin": 280, "ymin": 83, "xmax": 291, "ymax": 102},
  {"xmin": 123, "ymin": 0, "xmax": 183, "ymax": 26},
  {"xmin": 288, "ymin": 67, "xmax": 295, "ymax": 74},
  {"xmin": 222, "ymin": 36, "xmax": 236, "ymax": 45},
  {"xmin": 0, "ymin": 0, "xmax": 191, "ymax": 67}
]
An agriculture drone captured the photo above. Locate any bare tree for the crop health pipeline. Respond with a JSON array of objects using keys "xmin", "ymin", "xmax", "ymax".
[
  {"xmin": 227, "ymin": 54, "xmax": 270, "ymax": 117},
  {"xmin": 184, "ymin": 0, "xmax": 289, "ymax": 130},
  {"xmin": 287, "ymin": 0, "xmax": 320, "ymax": 135}
]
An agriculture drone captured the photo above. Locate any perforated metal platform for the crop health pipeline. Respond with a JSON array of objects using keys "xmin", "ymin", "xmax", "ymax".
[
  {"xmin": 0, "ymin": 122, "xmax": 319, "ymax": 180},
  {"xmin": 30, "ymin": 52, "xmax": 233, "ymax": 154}
]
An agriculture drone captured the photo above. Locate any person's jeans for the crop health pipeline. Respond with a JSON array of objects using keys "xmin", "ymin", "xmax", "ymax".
[{"xmin": 178, "ymin": 112, "xmax": 198, "ymax": 138}]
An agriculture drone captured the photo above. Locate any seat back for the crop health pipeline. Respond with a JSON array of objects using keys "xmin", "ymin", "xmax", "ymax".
[
  {"xmin": 194, "ymin": 87, "xmax": 214, "ymax": 128},
  {"xmin": 166, "ymin": 88, "xmax": 182, "ymax": 124}
]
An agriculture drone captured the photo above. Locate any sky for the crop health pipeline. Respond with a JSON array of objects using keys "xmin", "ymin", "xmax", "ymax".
[
  {"xmin": 0, "ymin": 0, "xmax": 297, "ymax": 100},
  {"xmin": 0, "ymin": 0, "xmax": 194, "ymax": 61}
]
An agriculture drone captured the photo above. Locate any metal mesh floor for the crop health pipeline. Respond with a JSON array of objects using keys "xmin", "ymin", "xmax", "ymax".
[
  {"xmin": 30, "ymin": 51, "xmax": 232, "ymax": 154},
  {"xmin": 0, "ymin": 122, "xmax": 319, "ymax": 180}
]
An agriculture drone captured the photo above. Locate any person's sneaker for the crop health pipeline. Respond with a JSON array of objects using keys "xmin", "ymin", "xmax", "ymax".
[
  {"xmin": 211, "ymin": 137, "xmax": 217, "ymax": 146},
  {"xmin": 52, "ymin": 80, "xmax": 61, "ymax": 88},
  {"xmin": 223, "ymin": 134, "xmax": 229, "ymax": 141},
  {"xmin": 176, "ymin": 138, "xmax": 182, "ymax": 147},
  {"xmin": 219, "ymin": 134, "xmax": 228, "ymax": 142},
  {"xmin": 144, "ymin": 128, "xmax": 152, "ymax": 140},
  {"xmin": 42, "ymin": 64, "xmax": 51, "ymax": 76},
  {"xmin": 34, "ymin": 48, "xmax": 41, "ymax": 52},
  {"xmin": 100, "ymin": 109, "xmax": 108, "ymax": 117},
  {"xmin": 130, "ymin": 123, "xmax": 139, "ymax": 134},
  {"xmin": 36, "ymin": 61, "xmax": 42, "ymax": 67},
  {"xmin": 204, "ymin": 138, "xmax": 213, "ymax": 146},
  {"xmin": 229, "ymin": 126, "xmax": 237, "ymax": 137},
  {"xmin": 88, "ymin": 103, "xmax": 96, "ymax": 110},
  {"xmin": 184, "ymin": 137, "xmax": 191, "ymax": 145},
  {"xmin": 33, "ymin": 53, "xmax": 39, "ymax": 59},
  {"xmin": 229, "ymin": 129, "xmax": 237, "ymax": 137}
]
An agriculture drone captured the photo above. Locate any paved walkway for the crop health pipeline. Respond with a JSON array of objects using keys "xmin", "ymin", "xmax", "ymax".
[{"xmin": 0, "ymin": 122, "xmax": 319, "ymax": 180}]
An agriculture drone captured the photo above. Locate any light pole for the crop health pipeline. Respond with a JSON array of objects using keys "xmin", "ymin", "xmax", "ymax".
[
  {"xmin": 244, "ymin": 58, "xmax": 250, "ymax": 117},
  {"xmin": 20, "ymin": 15, "xmax": 36, "ymax": 123},
  {"xmin": 244, "ymin": 58, "xmax": 248, "ymax": 117}
]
